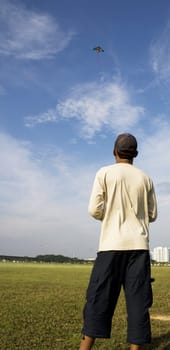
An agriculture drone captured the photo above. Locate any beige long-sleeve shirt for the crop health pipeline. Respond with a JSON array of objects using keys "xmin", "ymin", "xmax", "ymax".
[{"xmin": 88, "ymin": 163, "xmax": 157, "ymax": 251}]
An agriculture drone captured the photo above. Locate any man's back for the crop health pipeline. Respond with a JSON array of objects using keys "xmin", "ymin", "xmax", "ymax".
[{"xmin": 88, "ymin": 163, "xmax": 157, "ymax": 251}]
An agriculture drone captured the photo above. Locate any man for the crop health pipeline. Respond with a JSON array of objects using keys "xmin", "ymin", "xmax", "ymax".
[{"xmin": 79, "ymin": 133, "xmax": 157, "ymax": 350}]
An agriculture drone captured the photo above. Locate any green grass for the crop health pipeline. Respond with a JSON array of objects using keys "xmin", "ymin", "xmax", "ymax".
[{"xmin": 0, "ymin": 263, "xmax": 169, "ymax": 350}]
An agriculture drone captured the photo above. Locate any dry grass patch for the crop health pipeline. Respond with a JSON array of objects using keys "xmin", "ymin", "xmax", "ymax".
[{"xmin": 151, "ymin": 315, "xmax": 170, "ymax": 322}]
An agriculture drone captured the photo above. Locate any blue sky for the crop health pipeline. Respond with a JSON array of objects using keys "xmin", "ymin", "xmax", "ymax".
[{"xmin": 0, "ymin": 0, "xmax": 170, "ymax": 258}]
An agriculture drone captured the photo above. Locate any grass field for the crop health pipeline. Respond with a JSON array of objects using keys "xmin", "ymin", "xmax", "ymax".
[{"xmin": 0, "ymin": 263, "xmax": 169, "ymax": 350}]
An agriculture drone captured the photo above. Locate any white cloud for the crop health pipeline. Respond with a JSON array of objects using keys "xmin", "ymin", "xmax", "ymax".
[
  {"xmin": 0, "ymin": 132, "xmax": 98, "ymax": 257},
  {"xmin": 0, "ymin": 0, "xmax": 74, "ymax": 60},
  {"xmin": 135, "ymin": 121, "xmax": 170, "ymax": 249},
  {"xmin": 0, "ymin": 133, "xmax": 92, "ymax": 219},
  {"xmin": 150, "ymin": 22, "xmax": 170, "ymax": 81},
  {"xmin": 25, "ymin": 80, "xmax": 144, "ymax": 138},
  {"xmin": 137, "ymin": 119, "xmax": 170, "ymax": 184}
]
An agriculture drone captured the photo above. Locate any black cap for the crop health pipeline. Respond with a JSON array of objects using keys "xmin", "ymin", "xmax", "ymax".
[{"xmin": 114, "ymin": 133, "xmax": 138, "ymax": 159}]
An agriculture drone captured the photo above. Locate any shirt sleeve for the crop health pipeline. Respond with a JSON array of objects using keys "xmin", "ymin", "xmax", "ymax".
[
  {"xmin": 148, "ymin": 181, "xmax": 157, "ymax": 222},
  {"xmin": 88, "ymin": 169, "xmax": 106, "ymax": 220}
]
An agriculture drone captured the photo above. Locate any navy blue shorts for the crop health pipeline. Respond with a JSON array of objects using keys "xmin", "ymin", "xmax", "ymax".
[{"xmin": 82, "ymin": 250, "xmax": 153, "ymax": 344}]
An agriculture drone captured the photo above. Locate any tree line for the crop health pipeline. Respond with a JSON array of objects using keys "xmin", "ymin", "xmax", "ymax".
[{"xmin": 0, "ymin": 254, "xmax": 89, "ymax": 264}]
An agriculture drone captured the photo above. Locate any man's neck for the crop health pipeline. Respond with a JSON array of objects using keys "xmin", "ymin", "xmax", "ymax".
[{"xmin": 115, "ymin": 156, "xmax": 133, "ymax": 165}]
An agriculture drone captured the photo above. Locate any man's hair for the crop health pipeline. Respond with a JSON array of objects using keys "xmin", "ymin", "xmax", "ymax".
[{"xmin": 113, "ymin": 133, "xmax": 138, "ymax": 159}]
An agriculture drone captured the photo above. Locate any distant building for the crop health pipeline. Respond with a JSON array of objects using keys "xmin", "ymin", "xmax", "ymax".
[{"xmin": 153, "ymin": 247, "xmax": 170, "ymax": 263}]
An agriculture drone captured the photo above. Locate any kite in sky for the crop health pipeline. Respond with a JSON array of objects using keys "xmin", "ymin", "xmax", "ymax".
[{"xmin": 93, "ymin": 46, "xmax": 104, "ymax": 53}]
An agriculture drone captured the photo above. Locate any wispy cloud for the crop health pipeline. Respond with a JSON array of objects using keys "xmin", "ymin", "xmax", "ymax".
[
  {"xmin": 150, "ymin": 22, "xmax": 170, "ymax": 81},
  {"xmin": 0, "ymin": 132, "xmax": 98, "ymax": 256},
  {"xmin": 137, "ymin": 119, "xmax": 170, "ymax": 203},
  {"xmin": 0, "ymin": 133, "xmax": 90, "ymax": 219},
  {"xmin": 157, "ymin": 182, "xmax": 170, "ymax": 196},
  {"xmin": 25, "ymin": 80, "xmax": 144, "ymax": 138},
  {"xmin": 0, "ymin": 0, "xmax": 74, "ymax": 60}
]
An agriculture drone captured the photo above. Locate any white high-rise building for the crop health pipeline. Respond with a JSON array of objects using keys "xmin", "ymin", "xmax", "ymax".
[{"xmin": 153, "ymin": 247, "xmax": 170, "ymax": 263}]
